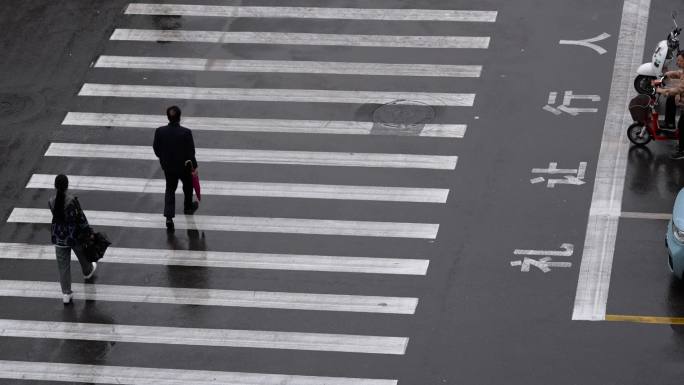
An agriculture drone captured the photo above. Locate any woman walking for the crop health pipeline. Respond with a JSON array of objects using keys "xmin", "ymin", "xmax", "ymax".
[{"xmin": 49, "ymin": 174, "xmax": 97, "ymax": 304}]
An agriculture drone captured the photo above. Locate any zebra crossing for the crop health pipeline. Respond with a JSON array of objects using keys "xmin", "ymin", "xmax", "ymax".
[{"xmin": 1, "ymin": 2, "xmax": 495, "ymax": 383}]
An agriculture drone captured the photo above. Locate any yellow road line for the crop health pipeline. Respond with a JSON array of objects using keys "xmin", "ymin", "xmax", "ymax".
[{"xmin": 605, "ymin": 314, "xmax": 684, "ymax": 324}]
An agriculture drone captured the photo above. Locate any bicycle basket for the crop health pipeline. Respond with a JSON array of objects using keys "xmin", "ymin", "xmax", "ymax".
[{"xmin": 629, "ymin": 94, "xmax": 651, "ymax": 124}]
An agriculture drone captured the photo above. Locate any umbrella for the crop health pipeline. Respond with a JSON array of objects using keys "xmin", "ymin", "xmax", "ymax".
[
  {"xmin": 186, "ymin": 160, "xmax": 201, "ymax": 201},
  {"xmin": 192, "ymin": 171, "xmax": 201, "ymax": 201}
]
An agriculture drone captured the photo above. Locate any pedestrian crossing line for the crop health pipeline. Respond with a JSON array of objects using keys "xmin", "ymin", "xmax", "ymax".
[
  {"xmin": 0, "ymin": 319, "xmax": 408, "ymax": 354},
  {"xmin": 45, "ymin": 143, "xmax": 459, "ymax": 170},
  {"xmin": 94, "ymin": 55, "xmax": 482, "ymax": 78},
  {"xmin": 0, "ymin": 360, "xmax": 397, "ymax": 385},
  {"xmin": 8, "ymin": 208, "xmax": 440, "ymax": 239},
  {"xmin": 0, "ymin": 280, "xmax": 418, "ymax": 314},
  {"xmin": 0, "ymin": 243, "xmax": 429, "ymax": 275},
  {"xmin": 63, "ymin": 112, "xmax": 467, "ymax": 138},
  {"xmin": 110, "ymin": 29, "xmax": 491, "ymax": 49},
  {"xmin": 79, "ymin": 83, "xmax": 475, "ymax": 107},
  {"xmin": 125, "ymin": 4, "xmax": 497, "ymax": 22},
  {"xmin": 27, "ymin": 174, "xmax": 449, "ymax": 203}
]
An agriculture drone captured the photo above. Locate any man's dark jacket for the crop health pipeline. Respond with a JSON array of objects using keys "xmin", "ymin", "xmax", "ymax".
[{"xmin": 153, "ymin": 122, "xmax": 198, "ymax": 172}]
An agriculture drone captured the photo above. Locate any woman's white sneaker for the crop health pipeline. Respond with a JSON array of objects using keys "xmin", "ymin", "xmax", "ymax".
[{"xmin": 62, "ymin": 293, "xmax": 73, "ymax": 304}]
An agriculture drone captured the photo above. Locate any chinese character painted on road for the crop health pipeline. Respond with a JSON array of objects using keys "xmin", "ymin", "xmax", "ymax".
[{"xmin": 530, "ymin": 162, "xmax": 587, "ymax": 188}]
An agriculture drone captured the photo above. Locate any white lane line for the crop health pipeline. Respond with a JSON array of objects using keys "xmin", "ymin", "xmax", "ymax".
[
  {"xmin": 95, "ymin": 55, "xmax": 482, "ymax": 78},
  {"xmin": 620, "ymin": 211, "xmax": 671, "ymax": 220},
  {"xmin": 0, "ymin": 243, "xmax": 429, "ymax": 275},
  {"xmin": 125, "ymin": 4, "xmax": 497, "ymax": 22},
  {"xmin": 572, "ymin": 0, "xmax": 651, "ymax": 321},
  {"xmin": 110, "ymin": 29, "xmax": 491, "ymax": 49},
  {"xmin": 0, "ymin": 360, "xmax": 397, "ymax": 385},
  {"xmin": 79, "ymin": 83, "xmax": 475, "ymax": 107},
  {"xmin": 63, "ymin": 112, "xmax": 467, "ymax": 138},
  {"xmin": 0, "ymin": 319, "xmax": 408, "ymax": 354},
  {"xmin": 45, "ymin": 143, "xmax": 459, "ymax": 170},
  {"xmin": 8, "ymin": 208, "xmax": 440, "ymax": 239},
  {"xmin": 0, "ymin": 280, "xmax": 418, "ymax": 314},
  {"xmin": 27, "ymin": 174, "xmax": 449, "ymax": 203}
]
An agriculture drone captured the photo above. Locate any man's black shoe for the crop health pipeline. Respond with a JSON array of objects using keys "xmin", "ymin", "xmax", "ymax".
[
  {"xmin": 166, "ymin": 218, "xmax": 174, "ymax": 231},
  {"xmin": 184, "ymin": 201, "xmax": 199, "ymax": 215},
  {"xmin": 670, "ymin": 150, "xmax": 684, "ymax": 160}
]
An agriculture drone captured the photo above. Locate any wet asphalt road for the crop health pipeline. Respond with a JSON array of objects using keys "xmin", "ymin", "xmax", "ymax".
[{"xmin": 1, "ymin": 0, "xmax": 684, "ymax": 384}]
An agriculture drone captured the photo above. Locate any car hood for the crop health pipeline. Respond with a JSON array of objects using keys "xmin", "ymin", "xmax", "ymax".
[{"xmin": 673, "ymin": 188, "xmax": 684, "ymax": 229}]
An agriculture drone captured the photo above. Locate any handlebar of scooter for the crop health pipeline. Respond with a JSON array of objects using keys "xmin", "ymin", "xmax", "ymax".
[{"xmin": 652, "ymin": 76, "xmax": 668, "ymax": 97}]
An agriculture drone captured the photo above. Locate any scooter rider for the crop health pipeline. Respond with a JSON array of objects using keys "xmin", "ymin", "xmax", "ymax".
[{"xmin": 655, "ymin": 51, "xmax": 684, "ymax": 159}]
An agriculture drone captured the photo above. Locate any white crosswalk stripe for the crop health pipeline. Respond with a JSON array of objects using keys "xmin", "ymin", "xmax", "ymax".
[
  {"xmin": 63, "ymin": 112, "xmax": 468, "ymax": 138},
  {"xmin": 0, "ymin": 319, "xmax": 408, "ymax": 354},
  {"xmin": 27, "ymin": 174, "xmax": 450, "ymax": 203},
  {"xmin": 111, "ymin": 29, "xmax": 491, "ymax": 49},
  {"xmin": 0, "ymin": 360, "xmax": 398, "ymax": 385},
  {"xmin": 0, "ymin": 243, "xmax": 429, "ymax": 275},
  {"xmin": 125, "ymin": 4, "xmax": 497, "ymax": 22},
  {"xmin": 8, "ymin": 208, "xmax": 441, "ymax": 239},
  {"xmin": 79, "ymin": 83, "xmax": 475, "ymax": 106},
  {"xmin": 95, "ymin": 55, "xmax": 482, "ymax": 77},
  {"xmin": 45, "ymin": 143, "xmax": 459, "ymax": 170},
  {"xmin": 0, "ymin": 280, "xmax": 418, "ymax": 314}
]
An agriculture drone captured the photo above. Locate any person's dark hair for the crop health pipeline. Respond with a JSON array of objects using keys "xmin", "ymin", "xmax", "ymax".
[
  {"xmin": 167, "ymin": 106, "xmax": 181, "ymax": 123},
  {"xmin": 53, "ymin": 174, "xmax": 69, "ymax": 222}
]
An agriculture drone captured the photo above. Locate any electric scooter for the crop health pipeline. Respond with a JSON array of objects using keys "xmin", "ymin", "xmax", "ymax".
[
  {"xmin": 627, "ymin": 83, "xmax": 679, "ymax": 145},
  {"xmin": 634, "ymin": 11, "xmax": 681, "ymax": 94}
]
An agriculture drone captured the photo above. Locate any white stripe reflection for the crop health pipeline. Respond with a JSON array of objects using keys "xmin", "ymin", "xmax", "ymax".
[
  {"xmin": 79, "ymin": 83, "xmax": 475, "ymax": 107},
  {"xmin": 45, "ymin": 143, "xmax": 459, "ymax": 170},
  {"xmin": 0, "ymin": 319, "xmax": 407, "ymax": 354},
  {"xmin": 125, "ymin": 4, "xmax": 497, "ymax": 22},
  {"xmin": 8, "ymin": 208, "xmax": 440, "ymax": 239},
  {"xmin": 0, "ymin": 360, "xmax": 397, "ymax": 385},
  {"xmin": 0, "ymin": 243, "xmax": 429, "ymax": 275},
  {"xmin": 95, "ymin": 55, "xmax": 482, "ymax": 78},
  {"xmin": 63, "ymin": 112, "xmax": 467, "ymax": 138},
  {"xmin": 111, "ymin": 29, "xmax": 491, "ymax": 49},
  {"xmin": 0, "ymin": 280, "xmax": 418, "ymax": 314},
  {"xmin": 27, "ymin": 174, "xmax": 449, "ymax": 203}
]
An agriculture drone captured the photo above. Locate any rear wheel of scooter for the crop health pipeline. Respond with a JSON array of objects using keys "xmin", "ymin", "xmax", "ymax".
[
  {"xmin": 634, "ymin": 75, "xmax": 656, "ymax": 94},
  {"xmin": 627, "ymin": 122, "xmax": 652, "ymax": 145}
]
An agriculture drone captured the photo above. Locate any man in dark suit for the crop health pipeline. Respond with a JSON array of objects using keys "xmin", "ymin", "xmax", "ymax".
[{"xmin": 153, "ymin": 106, "xmax": 199, "ymax": 231}]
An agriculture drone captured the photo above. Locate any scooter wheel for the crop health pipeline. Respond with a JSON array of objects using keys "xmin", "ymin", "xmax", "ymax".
[
  {"xmin": 627, "ymin": 122, "xmax": 652, "ymax": 145},
  {"xmin": 634, "ymin": 75, "xmax": 656, "ymax": 94}
]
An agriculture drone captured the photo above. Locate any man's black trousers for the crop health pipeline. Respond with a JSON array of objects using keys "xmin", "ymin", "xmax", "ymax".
[
  {"xmin": 164, "ymin": 168, "xmax": 193, "ymax": 218},
  {"xmin": 665, "ymin": 96, "xmax": 684, "ymax": 151}
]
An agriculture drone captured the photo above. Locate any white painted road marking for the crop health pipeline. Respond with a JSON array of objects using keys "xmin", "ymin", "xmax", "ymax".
[
  {"xmin": 0, "ymin": 319, "xmax": 407, "ymax": 354},
  {"xmin": 572, "ymin": 0, "xmax": 650, "ymax": 321},
  {"xmin": 510, "ymin": 257, "xmax": 572, "ymax": 273},
  {"xmin": 0, "ymin": 280, "xmax": 418, "ymax": 314},
  {"xmin": 514, "ymin": 243, "xmax": 574, "ymax": 257},
  {"xmin": 63, "ymin": 112, "xmax": 468, "ymax": 138},
  {"xmin": 0, "ymin": 243, "xmax": 429, "ymax": 275},
  {"xmin": 95, "ymin": 55, "xmax": 482, "ymax": 78},
  {"xmin": 27, "ymin": 174, "xmax": 450, "ymax": 203},
  {"xmin": 111, "ymin": 29, "xmax": 491, "ymax": 49},
  {"xmin": 8, "ymin": 208, "xmax": 441, "ymax": 239},
  {"xmin": 559, "ymin": 32, "xmax": 611, "ymax": 55},
  {"xmin": 45, "ymin": 143, "xmax": 459, "ymax": 170},
  {"xmin": 0, "ymin": 360, "xmax": 397, "ymax": 385},
  {"xmin": 79, "ymin": 83, "xmax": 476, "ymax": 107},
  {"xmin": 620, "ymin": 211, "xmax": 671, "ymax": 220},
  {"xmin": 125, "ymin": 4, "xmax": 497, "ymax": 22}
]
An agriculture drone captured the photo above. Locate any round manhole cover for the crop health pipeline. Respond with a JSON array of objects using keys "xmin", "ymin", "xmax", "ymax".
[
  {"xmin": 372, "ymin": 100, "xmax": 435, "ymax": 135},
  {"xmin": 0, "ymin": 92, "xmax": 45, "ymax": 124}
]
